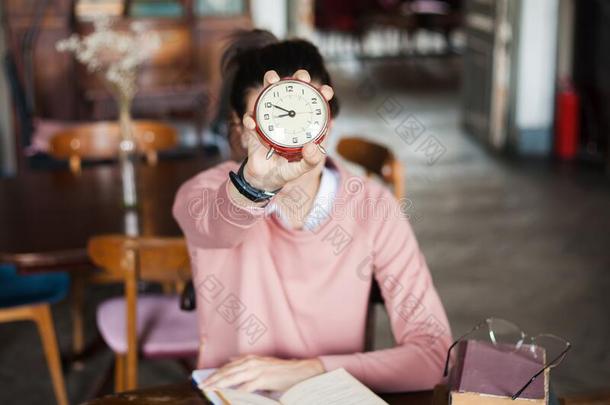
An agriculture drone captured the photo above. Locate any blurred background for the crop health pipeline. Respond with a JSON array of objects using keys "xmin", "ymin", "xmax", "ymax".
[{"xmin": 0, "ymin": 0, "xmax": 609, "ymax": 404}]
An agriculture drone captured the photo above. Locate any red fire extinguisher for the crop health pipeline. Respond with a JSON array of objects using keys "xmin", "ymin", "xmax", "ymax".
[{"xmin": 554, "ymin": 80, "xmax": 580, "ymax": 160}]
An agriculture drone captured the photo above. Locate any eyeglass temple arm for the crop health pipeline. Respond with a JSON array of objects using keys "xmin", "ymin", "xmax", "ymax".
[
  {"xmin": 511, "ymin": 344, "xmax": 572, "ymax": 400},
  {"xmin": 443, "ymin": 323, "xmax": 483, "ymax": 377},
  {"xmin": 443, "ymin": 339, "xmax": 460, "ymax": 377}
]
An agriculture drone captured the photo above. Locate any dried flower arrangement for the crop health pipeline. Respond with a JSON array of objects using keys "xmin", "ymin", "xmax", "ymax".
[
  {"xmin": 56, "ymin": 17, "xmax": 161, "ymax": 207},
  {"xmin": 57, "ymin": 17, "xmax": 161, "ymax": 103}
]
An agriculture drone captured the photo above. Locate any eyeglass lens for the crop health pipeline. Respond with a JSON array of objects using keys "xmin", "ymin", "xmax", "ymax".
[{"xmin": 487, "ymin": 318, "xmax": 525, "ymax": 351}]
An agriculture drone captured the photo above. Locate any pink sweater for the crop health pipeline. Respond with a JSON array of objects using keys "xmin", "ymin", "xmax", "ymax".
[{"xmin": 172, "ymin": 159, "xmax": 452, "ymax": 392}]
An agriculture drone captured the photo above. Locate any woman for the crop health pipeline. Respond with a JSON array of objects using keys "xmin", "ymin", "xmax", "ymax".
[{"xmin": 173, "ymin": 29, "xmax": 452, "ymax": 394}]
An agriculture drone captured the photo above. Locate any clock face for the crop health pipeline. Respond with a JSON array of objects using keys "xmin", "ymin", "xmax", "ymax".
[{"xmin": 254, "ymin": 79, "xmax": 329, "ymax": 150}]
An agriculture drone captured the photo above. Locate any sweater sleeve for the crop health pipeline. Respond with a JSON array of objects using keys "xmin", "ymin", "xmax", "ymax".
[
  {"xmin": 172, "ymin": 164, "xmax": 267, "ymax": 249},
  {"xmin": 319, "ymin": 187, "xmax": 452, "ymax": 393}
]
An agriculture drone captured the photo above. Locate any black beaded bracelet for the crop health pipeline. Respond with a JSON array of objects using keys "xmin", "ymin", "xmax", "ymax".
[{"xmin": 229, "ymin": 157, "xmax": 282, "ymax": 203}]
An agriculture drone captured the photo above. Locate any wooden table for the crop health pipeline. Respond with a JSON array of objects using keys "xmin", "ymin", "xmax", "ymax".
[
  {"xmin": 0, "ymin": 153, "xmax": 220, "ymax": 272},
  {"xmin": 83, "ymin": 382, "xmax": 450, "ymax": 405},
  {"xmin": 0, "ymin": 153, "xmax": 220, "ymax": 355}
]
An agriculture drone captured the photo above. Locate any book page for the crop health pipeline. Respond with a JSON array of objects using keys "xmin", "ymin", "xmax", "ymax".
[
  {"xmin": 279, "ymin": 368, "xmax": 388, "ymax": 405},
  {"xmin": 206, "ymin": 388, "xmax": 280, "ymax": 405},
  {"xmin": 192, "ymin": 368, "xmax": 281, "ymax": 405},
  {"xmin": 191, "ymin": 368, "xmax": 217, "ymax": 386}
]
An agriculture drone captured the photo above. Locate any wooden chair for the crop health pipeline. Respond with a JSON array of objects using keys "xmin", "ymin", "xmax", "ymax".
[
  {"xmin": 336, "ymin": 136, "xmax": 405, "ymax": 199},
  {"xmin": 87, "ymin": 235, "xmax": 198, "ymax": 392},
  {"xmin": 0, "ymin": 265, "xmax": 70, "ymax": 405},
  {"xmin": 336, "ymin": 136, "xmax": 406, "ymax": 350},
  {"xmin": 49, "ymin": 121, "xmax": 178, "ymax": 173}
]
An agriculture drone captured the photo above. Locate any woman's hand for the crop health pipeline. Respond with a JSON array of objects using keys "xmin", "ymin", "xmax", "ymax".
[
  {"xmin": 201, "ymin": 355, "xmax": 325, "ymax": 393},
  {"xmin": 241, "ymin": 69, "xmax": 334, "ymax": 192}
]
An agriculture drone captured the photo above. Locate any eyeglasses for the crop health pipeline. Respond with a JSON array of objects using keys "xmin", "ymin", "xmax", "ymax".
[{"xmin": 443, "ymin": 317, "xmax": 571, "ymax": 400}]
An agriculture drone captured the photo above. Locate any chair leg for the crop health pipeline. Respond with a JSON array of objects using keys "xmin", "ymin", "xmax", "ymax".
[
  {"xmin": 33, "ymin": 305, "xmax": 69, "ymax": 405},
  {"xmin": 69, "ymin": 156, "xmax": 81, "ymax": 174},
  {"xmin": 114, "ymin": 354, "xmax": 126, "ymax": 393},
  {"xmin": 70, "ymin": 274, "xmax": 85, "ymax": 357},
  {"xmin": 125, "ymin": 348, "xmax": 138, "ymax": 390},
  {"xmin": 146, "ymin": 151, "xmax": 158, "ymax": 166}
]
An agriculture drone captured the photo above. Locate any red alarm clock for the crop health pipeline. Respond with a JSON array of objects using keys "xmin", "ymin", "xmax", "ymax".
[{"xmin": 253, "ymin": 78, "xmax": 330, "ymax": 161}]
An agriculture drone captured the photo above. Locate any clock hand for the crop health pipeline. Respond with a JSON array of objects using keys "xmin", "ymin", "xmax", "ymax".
[
  {"xmin": 274, "ymin": 110, "xmax": 296, "ymax": 118},
  {"xmin": 272, "ymin": 104, "xmax": 291, "ymax": 113}
]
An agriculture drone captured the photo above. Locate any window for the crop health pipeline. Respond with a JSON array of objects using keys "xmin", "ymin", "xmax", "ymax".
[
  {"xmin": 194, "ymin": 0, "xmax": 245, "ymax": 17},
  {"xmin": 129, "ymin": 0, "xmax": 184, "ymax": 18}
]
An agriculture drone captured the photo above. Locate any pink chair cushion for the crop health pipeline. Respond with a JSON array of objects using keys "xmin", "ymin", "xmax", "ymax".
[{"xmin": 97, "ymin": 295, "xmax": 200, "ymax": 358}]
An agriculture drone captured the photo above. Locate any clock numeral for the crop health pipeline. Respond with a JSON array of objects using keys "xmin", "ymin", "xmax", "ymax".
[
  {"xmin": 273, "ymin": 91, "xmax": 279, "ymax": 97},
  {"xmin": 316, "ymin": 109, "xmax": 321, "ymax": 115},
  {"xmin": 306, "ymin": 132, "xmax": 312, "ymax": 139},
  {"xmin": 292, "ymin": 137, "xmax": 298, "ymax": 144},
  {"xmin": 268, "ymin": 125, "xmax": 274, "ymax": 131},
  {"xmin": 311, "ymin": 98, "xmax": 317, "ymax": 104},
  {"xmin": 314, "ymin": 121, "xmax": 319, "ymax": 126},
  {"xmin": 302, "ymin": 89, "xmax": 305, "ymax": 95},
  {"xmin": 286, "ymin": 85, "xmax": 293, "ymax": 93},
  {"xmin": 265, "ymin": 102, "xmax": 272, "ymax": 108},
  {"xmin": 264, "ymin": 114, "xmax": 270, "ymax": 120}
]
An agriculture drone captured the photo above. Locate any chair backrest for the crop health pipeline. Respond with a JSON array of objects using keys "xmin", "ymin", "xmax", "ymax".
[
  {"xmin": 336, "ymin": 137, "xmax": 406, "ymax": 351},
  {"xmin": 49, "ymin": 121, "xmax": 178, "ymax": 173},
  {"xmin": 336, "ymin": 136, "xmax": 405, "ymax": 199},
  {"xmin": 88, "ymin": 234, "xmax": 190, "ymax": 284}
]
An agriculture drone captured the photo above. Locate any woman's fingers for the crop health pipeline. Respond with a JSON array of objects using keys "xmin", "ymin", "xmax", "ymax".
[
  {"xmin": 294, "ymin": 70, "xmax": 333, "ymax": 101},
  {"xmin": 203, "ymin": 356, "xmax": 323, "ymax": 393},
  {"xmin": 244, "ymin": 121, "xmax": 268, "ymax": 159},
  {"xmin": 203, "ymin": 358, "xmax": 256, "ymax": 387},
  {"xmin": 263, "ymin": 70, "xmax": 280, "ymax": 87},
  {"xmin": 302, "ymin": 142, "xmax": 324, "ymax": 166},
  {"xmin": 264, "ymin": 69, "xmax": 332, "ymax": 101},
  {"xmin": 203, "ymin": 355, "xmax": 269, "ymax": 389},
  {"xmin": 208, "ymin": 367, "xmax": 262, "ymax": 389},
  {"xmin": 236, "ymin": 378, "xmax": 265, "ymax": 393},
  {"xmin": 293, "ymin": 69, "xmax": 311, "ymax": 83},
  {"xmin": 242, "ymin": 113, "xmax": 256, "ymax": 130},
  {"xmin": 320, "ymin": 84, "xmax": 334, "ymax": 101},
  {"xmin": 276, "ymin": 142, "xmax": 323, "ymax": 183},
  {"xmin": 243, "ymin": 142, "xmax": 321, "ymax": 191}
]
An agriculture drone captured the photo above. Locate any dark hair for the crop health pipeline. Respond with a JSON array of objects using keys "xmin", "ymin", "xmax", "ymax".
[{"xmin": 214, "ymin": 29, "xmax": 339, "ymax": 133}]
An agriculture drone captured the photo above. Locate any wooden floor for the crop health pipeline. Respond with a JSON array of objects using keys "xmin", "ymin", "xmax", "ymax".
[{"xmin": 0, "ymin": 58, "xmax": 609, "ymax": 404}]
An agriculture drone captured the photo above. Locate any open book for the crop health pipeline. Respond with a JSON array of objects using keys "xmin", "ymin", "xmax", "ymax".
[{"xmin": 191, "ymin": 367, "xmax": 388, "ymax": 405}]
